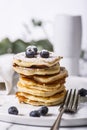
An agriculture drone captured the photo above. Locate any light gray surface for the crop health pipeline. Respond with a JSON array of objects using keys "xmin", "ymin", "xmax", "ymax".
[{"xmin": 0, "ymin": 121, "xmax": 87, "ymax": 130}]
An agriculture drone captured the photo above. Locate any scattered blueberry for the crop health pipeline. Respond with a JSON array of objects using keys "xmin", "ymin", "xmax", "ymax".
[
  {"xmin": 30, "ymin": 110, "xmax": 40, "ymax": 117},
  {"xmin": 25, "ymin": 49, "xmax": 35, "ymax": 58},
  {"xmin": 8, "ymin": 106, "xmax": 18, "ymax": 115},
  {"xmin": 79, "ymin": 88, "xmax": 87, "ymax": 97},
  {"xmin": 40, "ymin": 50, "xmax": 49, "ymax": 58},
  {"xmin": 26, "ymin": 45, "xmax": 38, "ymax": 55},
  {"xmin": 38, "ymin": 106, "xmax": 48, "ymax": 116}
]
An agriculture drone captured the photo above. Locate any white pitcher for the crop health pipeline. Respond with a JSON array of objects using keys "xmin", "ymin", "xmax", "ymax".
[{"xmin": 54, "ymin": 15, "xmax": 82, "ymax": 75}]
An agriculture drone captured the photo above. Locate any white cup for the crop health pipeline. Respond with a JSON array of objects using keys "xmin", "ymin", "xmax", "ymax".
[
  {"xmin": 54, "ymin": 15, "xmax": 82, "ymax": 58},
  {"xmin": 53, "ymin": 15, "xmax": 82, "ymax": 75},
  {"xmin": 60, "ymin": 57, "xmax": 79, "ymax": 75}
]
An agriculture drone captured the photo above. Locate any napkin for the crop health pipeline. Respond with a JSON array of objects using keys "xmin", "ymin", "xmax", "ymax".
[{"xmin": 0, "ymin": 54, "xmax": 14, "ymax": 94}]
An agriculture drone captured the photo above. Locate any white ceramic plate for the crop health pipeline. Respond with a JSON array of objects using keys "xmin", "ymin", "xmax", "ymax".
[{"xmin": 0, "ymin": 76, "xmax": 87, "ymax": 127}]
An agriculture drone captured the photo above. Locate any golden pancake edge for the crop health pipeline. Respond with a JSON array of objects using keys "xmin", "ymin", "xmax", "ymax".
[
  {"xmin": 13, "ymin": 63, "xmax": 60, "ymax": 76},
  {"xmin": 20, "ymin": 67, "xmax": 68, "ymax": 83},
  {"xmin": 13, "ymin": 52, "xmax": 62, "ymax": 67},
  {"xmin": 16, "ymin": 89, "xmax": 66, "ymax": 106}
]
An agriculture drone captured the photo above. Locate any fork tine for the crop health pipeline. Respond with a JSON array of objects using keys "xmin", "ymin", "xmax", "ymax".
[
  {"xmin": 65, "ymin": 89, "xmax": 72, "ymax": 107},
  {"xmin": 67, "ymin": 89, "xmax": 75, "ymax": 110},
  {"xmin": 59, "ymin": 90, "xmax": 69, "ymax": 110},
  {"xmin": 71, "ymin": 89, "xmax": 79, "ymax": 113},
  {"xmin": 59, "ymin": 90, "xmax": 68, "ymax": 109},
  {"xmin": 60, "ymin": 89, "xmax": 72, "ymax": 110},
  {"xmin": 66, "ymin": 89, "xmax": 73, "ymax": 108},
  {"xmin": 64, "ymin": 89, "xmax": 73, "ymax": 112}
]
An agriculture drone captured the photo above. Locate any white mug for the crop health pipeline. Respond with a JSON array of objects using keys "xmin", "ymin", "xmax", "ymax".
[
  {"xmin": 53, "ymin": 15, "xmax": 82, "ymax": 75},
  {"xmin": 60, "ymin": 57, "xmax": 79, "ymax": 75}
]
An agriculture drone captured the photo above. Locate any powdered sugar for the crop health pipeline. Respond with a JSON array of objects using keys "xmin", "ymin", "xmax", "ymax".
[{"xmin": 13, "ymin": 52, "xmax": 63, "ymax": 67}]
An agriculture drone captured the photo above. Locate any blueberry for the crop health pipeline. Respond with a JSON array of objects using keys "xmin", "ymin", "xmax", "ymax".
[
  {"xmin": 26, "ymin": 45, "xmax": 38, "ymax": 55},
  {"xmin": 79, "ymin": 88, "xmax": 87, "ymax": 97},
  {"xmin": 38, "ymin": 106, "xmax": 48, "ymax": 116},
  {"xmin": 30, "ymin": 110, "xmax": 40, "ymax": 117},
  {"xmin": 8, "ymin": 106, "xmax": 18, "ymax": 115},
  {"xmin": 25, "ymin": 49, "xmax": 35, "ymax": 58},
  {"xmin": 40, "ymin": 50, "xmax": 49, "ymax": 58}
]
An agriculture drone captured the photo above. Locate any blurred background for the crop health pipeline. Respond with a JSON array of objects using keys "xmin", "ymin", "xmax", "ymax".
[{"xmin": 0, "ymin": 0, "xmax": 87, "ymax": 76}]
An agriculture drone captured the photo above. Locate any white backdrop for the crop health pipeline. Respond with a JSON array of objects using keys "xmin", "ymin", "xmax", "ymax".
[{"xmin": 0, "ymin": 0, "xmax": 87, "ymax": 50}]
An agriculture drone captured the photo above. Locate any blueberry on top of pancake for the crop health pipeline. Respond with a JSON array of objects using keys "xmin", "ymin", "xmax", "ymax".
[
  {"xmin": 25, "ymin": 49, "xmax": 35, "ymax": 58},
  {"xmin": 40, "ymin": 49, "xmax": 49, "ymax": 58},
  {"xmin": 26, "ymin": 45, "xmax": 38, "ymax": 55}
]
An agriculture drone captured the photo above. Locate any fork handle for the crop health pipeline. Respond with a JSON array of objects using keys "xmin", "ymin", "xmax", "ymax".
[{"xmin": 50, "ymin": 108, "xmax": 65, "ymax": 130}]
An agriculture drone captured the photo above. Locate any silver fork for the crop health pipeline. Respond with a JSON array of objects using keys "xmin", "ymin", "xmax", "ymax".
[{"xmin": 50, "ymin": 89, "xmax": 79, "ymax": 130}]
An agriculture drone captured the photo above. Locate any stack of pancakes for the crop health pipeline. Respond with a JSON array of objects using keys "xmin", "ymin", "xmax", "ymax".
[{"xmin": 13, "ymin": 51, "xmax": 68, "ymax": 106}]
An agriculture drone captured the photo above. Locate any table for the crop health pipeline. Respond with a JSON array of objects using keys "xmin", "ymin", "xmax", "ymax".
[
  {"xmin": 0, "ymin": 76, "xmax": 87, "ymax": 130},
  {"xmin": 0, "ymin": 121, "xmax": 87, "ymax": 130}
]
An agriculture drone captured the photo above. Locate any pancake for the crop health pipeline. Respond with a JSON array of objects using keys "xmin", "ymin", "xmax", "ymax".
[
  {"xmin": 19, "ymin": 76, "xmax": 65, "ymax": 88},
  {"xmin": 13, "ymin": 63, "xmax": 60, "ymax": 76},
  {"xmin": 13, "ymin": 47, "xmax": 68, "ymax": 106},
  {"xmin": 21, "ymin": 67, "xmax": 68, "ymax": 83},
  {"xmin": 16, "ymin": 89, "xmax": 66, "ymax": 106},
  {"xmin": 17, "ymin": 81, "xmax": 65, "ymax": 97},
  {"xmin": 13, "ymin": 52, "xmax": 62, "ymax": 67},
  {"xmin": 17, "ymin": 81, "xmax": 61, "ymax": 92}
]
